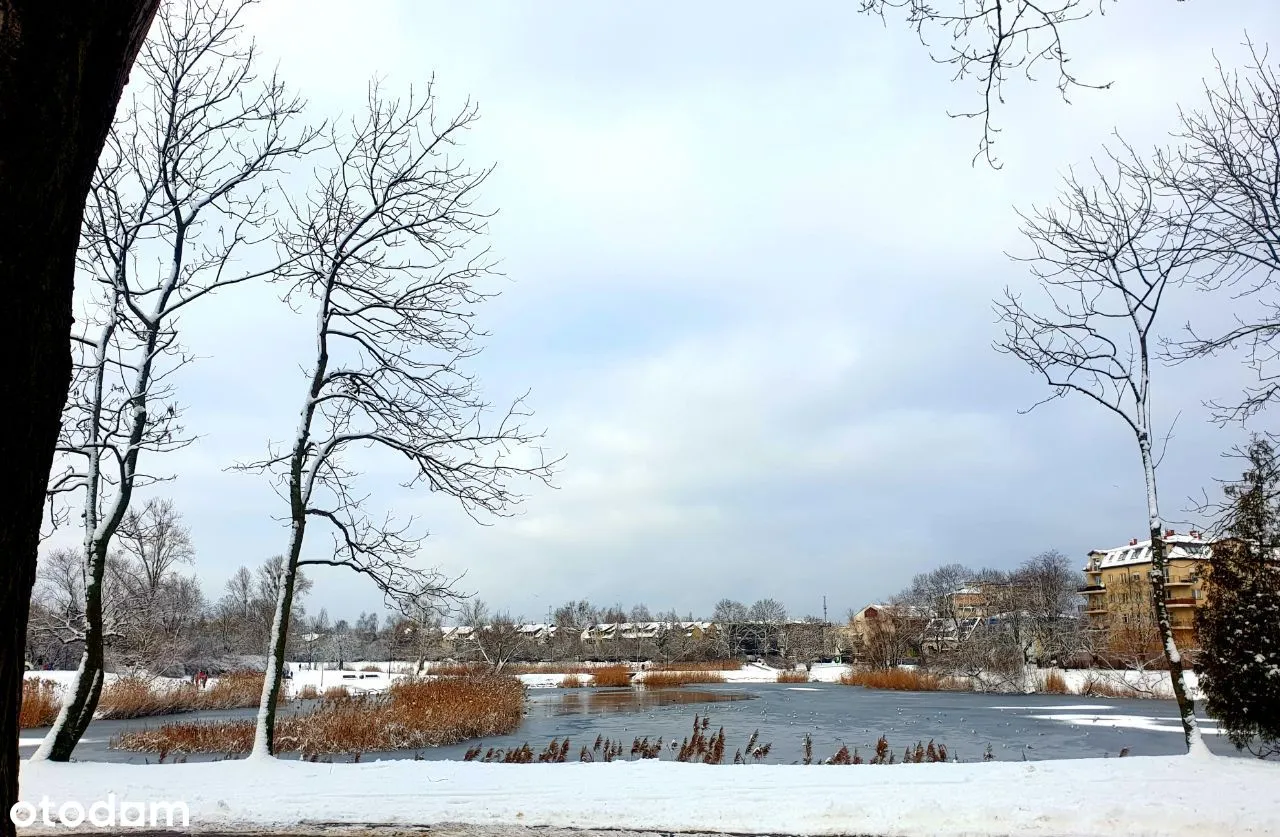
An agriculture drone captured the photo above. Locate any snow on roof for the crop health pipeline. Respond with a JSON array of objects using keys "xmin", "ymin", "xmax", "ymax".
[{"xmin": 1085, "ymin": 534, "xmax": 1212, "ymax": 571}]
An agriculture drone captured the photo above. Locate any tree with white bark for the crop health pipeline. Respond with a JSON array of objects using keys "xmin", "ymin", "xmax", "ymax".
[
  {"xmin": 461, "ymin": 600, "xmax": 533, "ymax": 672},
  {"xmin": 995, "ymin": 143, "xmax": 1207, "ymax": 752},
  {"xmin": 32, "ymin": 0, "xmax": 313, "ymax": 763},
  {"xmin": 239, "ymin": 82, "xmax": 555, "ymax": 757}
]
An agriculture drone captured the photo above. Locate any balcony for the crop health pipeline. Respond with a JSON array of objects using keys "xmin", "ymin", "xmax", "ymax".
[
  {"xmin": 1084, "ymin": 607, "xmax": 1108, "ymax": 615},
  {"xmin": 1164, "ymin": 578, "xmax": 1195, "ymax": 586},
  {"xmin": 1166, "ymin": 597, "xmax": 1197, "ymax": 607},
  {"xmin": 1077, "ymin": 584, "xmax": 1105, "ymax": 593}
]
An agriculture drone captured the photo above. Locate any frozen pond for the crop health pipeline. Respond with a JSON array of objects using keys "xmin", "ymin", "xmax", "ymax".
[{"xmin": 19, "ymin": 682, "xmax": 1240, "ymax": 764}]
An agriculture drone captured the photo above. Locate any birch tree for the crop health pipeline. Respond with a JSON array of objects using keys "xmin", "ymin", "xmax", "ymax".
[
  {"xmin": 33, "ymin": 0, "xmax": 313, "ymax": 762},
  {"xmin": 240, "ymin": 83, "xmax": 555, "ymax": 758},
  {"xmin": 995, "ymin": 146, "xmax": 1208, "ymax": 752}
]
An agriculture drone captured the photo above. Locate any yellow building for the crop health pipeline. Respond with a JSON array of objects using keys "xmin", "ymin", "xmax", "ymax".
[{"xmin": 1079, "ymin": 530, "xmax": 1210, "ymax": 656}]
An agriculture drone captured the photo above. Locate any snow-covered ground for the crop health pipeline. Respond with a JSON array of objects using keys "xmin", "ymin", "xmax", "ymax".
[
  {"xmin": 24, "ymin": 662, "xmax": 1202, "ymax": 698},
  {"xmin": 16, "ymin": 751, "xmax": 1278, "ymax": 836}
]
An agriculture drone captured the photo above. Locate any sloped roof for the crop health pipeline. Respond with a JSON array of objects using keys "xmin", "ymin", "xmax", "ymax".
[{"xmin": 1085, "ymin": 535, "xmax": 1211, "ymax": 571}]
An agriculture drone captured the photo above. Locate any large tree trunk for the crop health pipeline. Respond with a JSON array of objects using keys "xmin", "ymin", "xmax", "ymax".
[
  {"xmin": 1140, "ymin": 434, "xmax": 1207, "ymax": 755},
  {"xmin": 30, "ymin": 543, "xmax": 109, "ymax": 762},
  {"xmin": 251, "ymin": 521, "xmax": 304, "ymax": 758},
  {"xmin": 0, "ymin": 2, "xmax": 161, "ymax": 834}
]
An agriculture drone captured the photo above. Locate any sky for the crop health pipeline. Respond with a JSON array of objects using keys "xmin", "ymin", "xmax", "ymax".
[{"xmin": 61, "ymin": 0, "xmax": 1280, "ymax": 625}]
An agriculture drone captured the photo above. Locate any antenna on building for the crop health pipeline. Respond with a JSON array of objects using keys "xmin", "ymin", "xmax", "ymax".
[{"xmin": 823, "ymin": 595, "xmax": 828, "ymax": 623}]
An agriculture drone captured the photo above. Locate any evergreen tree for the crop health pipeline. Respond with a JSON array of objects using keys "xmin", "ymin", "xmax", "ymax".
[{"xmin": 1198, "ymin": 436, "xmax": 1280, "ymax": 758}]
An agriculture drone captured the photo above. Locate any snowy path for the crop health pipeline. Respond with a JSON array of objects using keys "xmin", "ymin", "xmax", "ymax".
[{"xmin": 17, "ymin": 752, "xmax": 1280, "ymax": 836}]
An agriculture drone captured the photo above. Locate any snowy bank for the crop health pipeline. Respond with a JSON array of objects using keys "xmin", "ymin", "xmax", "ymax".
[{"xmin": 17, "ymin": 752, "xmax": 1278, "ymax": 836}]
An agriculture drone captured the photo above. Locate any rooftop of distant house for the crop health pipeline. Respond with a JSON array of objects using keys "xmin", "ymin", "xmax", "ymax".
[{"xmin": 1085, "ymin": 529, "xmax": 1212, "ymax": 571}]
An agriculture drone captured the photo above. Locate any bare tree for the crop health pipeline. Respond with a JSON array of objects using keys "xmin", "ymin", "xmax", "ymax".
[
  {"xmin": 712, "ymin": 599, "xmax": 750, "ymax": 658},
  {"xmin": 1159, "ymin": 47, "xmax": 1280, "ymax": 421},
  {"xmin": 905, "ymin": 563, "xmax": 973, "ymax": 656},
  {"xmin": 1013, "ymin": 550, "xmax": 1084, "ymax": 664},
  {"xmin": 239, "ymin": 82, "xmax": 556, "ymax": 758},
  {"xmin": 33, "ymin": 0, "xmax": 313, "ymax": 763},
  {"xmin": 462, "ymin": 601, "xmax": 532, "ymax": 672},
  {"xmin": 860, "ymin": 0, "xmax": 1122, "ymax": 166},
  {"xmin": 748, "ymin": 598, "xmax": 788, "ymax": 656},
  {"xmin": 114, "ymin": 498, "xmax": 195, "ymax": 596},
  {"xmin": 995, "ymin": 146, "xmax": 1207, "ymax": 751}
]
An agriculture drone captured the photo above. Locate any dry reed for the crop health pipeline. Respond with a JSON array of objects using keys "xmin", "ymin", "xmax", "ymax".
[
  {"xmin": 200, "ymin": 671, "xmax": 263, "ymax": 709},
  {"xmin": 838, "ymin": 668, "xmax": 969, "ymax": 692},
  {"xmin": 1038, "ymin": 669, "xmax": 1070, "ymax": 695},
  {"xmin": 426, "ymin": 662, "xmax": 488, "ymax": 676},
  {"xmin": 590, "ymin": 665, "xmax": 632, "ymax": 687},
  {"xmin": 776, "ymin": 670, "xmax": 809, "ymax": 684},
  {"xmin": 558, "ymin": 674, "xmax": 584, "ymax": 688},
  {"xmin": 113, "ymin": 674, "xmax": 526, "ymax": 756},
  {"xmin": 97, "ymin": 677, "xmax": 200, "ymax": 719},
  {"xmin": 1078, "ymin": 673, "xmax": 1140, "ymax": 698},
  {"xmin": 641, "ymin": 670, "xmax": 726, "ymax": 687},
  {"xmin": 20, "ymin": 679, "xmax": 61, "ymax": 729}
]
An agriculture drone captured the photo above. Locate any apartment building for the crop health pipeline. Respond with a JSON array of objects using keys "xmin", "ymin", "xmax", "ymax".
[{"xmin": 1078, "ymin": 530, "xmax": 1211, "ymax": 655}]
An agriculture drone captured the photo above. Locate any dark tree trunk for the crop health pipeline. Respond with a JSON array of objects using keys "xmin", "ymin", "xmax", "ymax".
[{"xmin": 0, "ymin": 2, "xmax": 161, "ymax": 834}]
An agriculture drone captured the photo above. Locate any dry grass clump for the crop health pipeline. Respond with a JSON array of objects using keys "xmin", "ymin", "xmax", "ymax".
[
  {"xmin": 361, "ymin": 664, "xmax": 382, "ymax": 672},
  {"xmin": 558, "ymin": 674, "xmax": 584, "ymax": 688},
  {"xmin": 1078, "ymin": 672, "xmax": 1140, "ymax": 698},
  {"xmin": 427, "ymin": 662, "xmax": 488, "ymax": 676},
  {"xmin": 590, "ymin": 664, "xmax": 632, "ymax": 687},
  {"xmin": 97, "ymin": 677, "xmax": 200, "ymax": 719},
  {"xmin": 776, "ymin": 670, "xmax": 810, "ymax": 683},
  {"xmin": 296, "ymin": 684, "xmax": 320, "ymax": 700},
  {"xmin": 649, "ymin": 660, "xmax": 742, "ymax": 671},
  {"xmin": 113, "ymin": 674, "xmax": 526, "ymax": 757},
  {"xmin": 642, "ymin": 670, "xmax": 726, "ymax": 687},
  {"xmin": 838, "ymin": 667, "xmax": 968, "ymax": 692},
  {"xmin": 21, "ymin": 679, "xmax": 61, "ymax": 729},
  {"xmin": 1038, "ymin": 669, "xmax": 1070, "ymax": 695},
  {"xmin": 201, "ymin": 671, "xmax": 263, "ymax": 709},
  {"xmin": 322, "ymin": 685, "xmax": 351, "ymax": 700}
]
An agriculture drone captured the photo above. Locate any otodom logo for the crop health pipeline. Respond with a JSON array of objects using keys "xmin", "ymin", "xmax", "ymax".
[{"xmin": 10, "ymin": 795, "xmax": 190, "ymax": 828}]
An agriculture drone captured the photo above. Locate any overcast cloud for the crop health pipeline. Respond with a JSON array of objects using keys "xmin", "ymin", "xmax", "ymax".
[{"xmin": 76, "ymin": 0, "xmax": 1280, "ymax": 624}]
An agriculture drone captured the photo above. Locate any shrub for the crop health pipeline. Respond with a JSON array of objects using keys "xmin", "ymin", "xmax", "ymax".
[
  {"xmin": 776, "ymin": 670, "xmax": 809, "ymax": 684},
  {"xmin": 322, "ymin": 685, "xmax": 351, "ymax": 700},
  {"xmin": 1038, "ymin": 669, "xmax": 1070, "ymax": 695},
  {"xmin": 642, "ymin": 670, "xmax": 725, "ymax": 687},
  {"xmin": 296, "ymin": 684, "xmax": 320, "ymax": 700},
  {"xmin": 558, "ymin": 674, "xmax": 583, "ymax": 688},
  {"xmin": 20, "ymin": 679, "xmax": 61, "ymax": 729},
  {"xmin": 114, "ymin": 674, "xmax": 526, "ymax": 756},
  {"xmin": 838, "ymin": 667, "xmax": 968, "ymax": 692},
  {"xmin": 360, "ymin": 664, "xmax": 381, "ymax": 673},
  {"xmin": 590, "ymin": 665, "xmax": 632, "ymax": 687}
]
